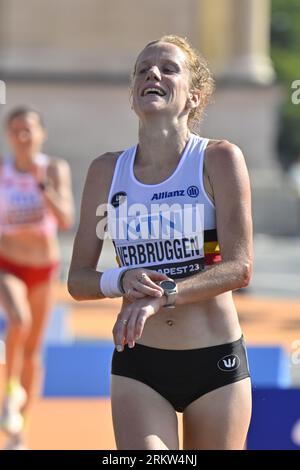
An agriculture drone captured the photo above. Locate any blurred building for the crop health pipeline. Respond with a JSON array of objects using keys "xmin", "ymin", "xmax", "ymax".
[{"xmin": 0, "ymin": 0, "xmax": 298, "ymax": 234}]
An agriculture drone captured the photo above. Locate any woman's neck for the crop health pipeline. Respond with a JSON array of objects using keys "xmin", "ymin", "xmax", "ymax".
[
  {"xmin": 137, "ymin": 121, "xmax": 191, "ymax": 167},
  {"xmin": 13, "ymin": 150, "xmax": 38, "ymax": 172}
]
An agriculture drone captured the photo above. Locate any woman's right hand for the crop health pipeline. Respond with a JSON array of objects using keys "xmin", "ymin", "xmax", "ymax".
[{"xmin": 121, "ymin": 268, "xmax": 169, "ymax": 301}]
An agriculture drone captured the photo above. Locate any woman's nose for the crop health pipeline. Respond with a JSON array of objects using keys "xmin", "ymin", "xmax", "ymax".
[{"xmin": 146, "ymin": 66, "xmax": 161, "ymax": 81}]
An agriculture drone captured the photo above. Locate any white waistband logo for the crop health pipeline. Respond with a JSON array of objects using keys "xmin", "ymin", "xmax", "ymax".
[{"xmin": 217, "ymin": 354, "xmax": 241, "ymax": 372}]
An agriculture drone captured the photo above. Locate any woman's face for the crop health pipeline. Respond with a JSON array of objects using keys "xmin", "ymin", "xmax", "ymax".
[
  {"xmin": 132, "ymin": 42, "xmax": 193, "ymax": 124},
  {"xmin": 7, "ymin": 112, "xmax": 46, "ymax": 156}
]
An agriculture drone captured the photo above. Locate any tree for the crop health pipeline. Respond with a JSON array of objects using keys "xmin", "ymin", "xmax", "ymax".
[{"xmin": 271, "ymin": 0, "xmax": 300, "ymax": 169}]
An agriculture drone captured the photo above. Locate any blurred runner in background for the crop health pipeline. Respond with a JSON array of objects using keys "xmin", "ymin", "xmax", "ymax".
[{"xmin": 0, "ymin": 106, "xmax": 74, "ymax": 449}]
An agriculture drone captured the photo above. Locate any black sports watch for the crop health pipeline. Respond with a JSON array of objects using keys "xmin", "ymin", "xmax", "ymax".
[{"xmin": 158, "ymin": 279, "xmax": 178, "ymax": 308}]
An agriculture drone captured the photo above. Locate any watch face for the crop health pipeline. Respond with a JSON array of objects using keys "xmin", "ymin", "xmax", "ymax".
[{"xmin": 160, "ymin": 280, "xmax": 176, "ymax": 290}]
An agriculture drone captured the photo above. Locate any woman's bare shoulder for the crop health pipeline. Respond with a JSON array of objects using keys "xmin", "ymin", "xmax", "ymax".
[
  {"xmin": 90, "ymin": 150, "xmax": 123, "ymax": 169},
  {"xmin": 206, "ymin": 139, "xmax": 242, "ymax": 154},
  {"xmin": 77, "ymin": 151, "xmax": 125, "ymax": 209},
  {"xmin": 85, "ymin": 150, "xmax": 123, "ymax": 183},
  {"xmin": 205, "ymin": 139, "xmax": 245, "ymax": 171}
]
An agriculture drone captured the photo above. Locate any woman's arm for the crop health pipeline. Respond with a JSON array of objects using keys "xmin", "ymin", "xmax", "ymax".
[
  {"xmin": 176, "ymin": 140, "xmax": 253, "ymax": 305},
  {"xmin": 68, "ymin": 153, "xmax": 118, "ymax": 300},
  {"xmin": 42, "ymin": 158, "xmax": 75, "ymax": 230}
]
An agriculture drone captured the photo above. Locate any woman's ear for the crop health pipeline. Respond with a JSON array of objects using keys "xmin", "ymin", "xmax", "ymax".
[{"xmin": 188, "ymin": 90, "xmax": 201, "ymax": 109}]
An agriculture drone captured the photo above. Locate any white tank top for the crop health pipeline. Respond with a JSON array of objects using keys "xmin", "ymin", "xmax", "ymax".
[
  {"xmin": 0, "ymin": 153, "xmax": 58, "ymax": 236},
  {"xmin": 107, "ymin": 133, "xmax": 221, "ymax": 279}
]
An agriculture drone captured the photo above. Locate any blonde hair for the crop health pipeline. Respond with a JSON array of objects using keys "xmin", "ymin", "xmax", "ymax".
[{"xmin": 131, "ymin": 34, "xmax": 215, "ymax": 128}]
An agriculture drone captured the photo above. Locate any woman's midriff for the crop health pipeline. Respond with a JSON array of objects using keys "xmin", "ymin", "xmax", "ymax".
[
  {"xmin": 0, "ymin": 232, "xmax": 60, "ymax": 266},
  {"xmin": 124, "ymin": 291, "xmax": 242, "ymax": 350}
]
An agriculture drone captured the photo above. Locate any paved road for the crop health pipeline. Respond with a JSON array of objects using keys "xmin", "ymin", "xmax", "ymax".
[{"xmin": 59, "ymin": 233, "xmax": 300, "ymax": 299}]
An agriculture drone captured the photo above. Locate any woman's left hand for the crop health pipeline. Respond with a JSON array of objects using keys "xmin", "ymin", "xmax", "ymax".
[{"xmin": 112, "ymin": 295, "xmax": 166, "ymax": 352}]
